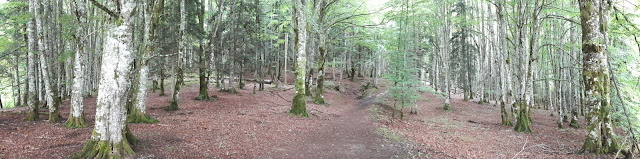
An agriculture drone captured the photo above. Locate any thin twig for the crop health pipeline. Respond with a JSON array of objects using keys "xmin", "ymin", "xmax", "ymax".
[
  {"xmin": 512, "ymin": 137, "xmax": 529, "ymax": 159},
  {"xmin": 614, "ymin": 136, "xmax": 629, "ymax": 159},
  {"xmin": 609, "ymin": 61, "xmax": 640, "ymax": 153},
  {"xmin": 275, "ymin": 92, "xmax": 291, "ymax": 103}
]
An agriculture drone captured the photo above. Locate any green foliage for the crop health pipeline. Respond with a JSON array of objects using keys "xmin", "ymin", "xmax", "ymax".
[{"xmin": 384, "ymin": 49, "xmax": 421, "ymax": 111}]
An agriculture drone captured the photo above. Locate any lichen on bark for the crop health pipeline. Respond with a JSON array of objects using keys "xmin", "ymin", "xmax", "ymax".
[
  {"xmin": 500, "ymin": 101, "xmax": 513, "ymax": 126},
  {"xmin": 579, "ymin": 0, "xmax": 618, "ymax": 154},
  {"xmin": 513, "ymin": 101, "xmax": 532, "ymax": 133}
]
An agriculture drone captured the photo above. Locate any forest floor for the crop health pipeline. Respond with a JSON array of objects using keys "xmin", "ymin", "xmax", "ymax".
[
  {"xmin": 377, "ymin": 92, "xmax": 617, "ymax": 159},
  {"xmin": 0, "ymin": 77, "xmax": 619, "ymax": 158}
]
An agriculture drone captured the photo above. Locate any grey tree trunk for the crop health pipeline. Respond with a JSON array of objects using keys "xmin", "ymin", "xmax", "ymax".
[
  {"xmin": 440, "ymin": 1, "xmax": 452, "ymax": 111},
  {"xmin": 25, "ymin": 0, "xmax": 39, "ymax": 121},
  {"xmin": 34, "ymin": 0, "xmax": 51, "ymax": 110},
  {"xmin": 497, "ymin": 0, "xmax": 512, "ymax": 126},
  {"xmin": 130, "ymin": 0, "xmax": 162, "ymax": 123},
  {"xmin": 71, "ymin": 0, "xmax": 139, "ymax": 158},
  {"xmin": 66, "ymin": 0, "xmax": 89, "ymax": 128},
  {"xmin": 197, "ymin": 0, "xmax": 210, "ymax": 100},
  {"xmin": 12, "ymin": 51, "xmax": 21, "ymax": 108}
]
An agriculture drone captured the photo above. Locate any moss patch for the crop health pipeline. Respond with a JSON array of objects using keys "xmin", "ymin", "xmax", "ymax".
[
  {"xmin": 127, "ymin": 110, "xmax": 159, "ymax": 124},
  {"xmin": 514, "ymin": 101, "xmax": 532, "ymax": 133},
  {"xmin": 164, "ymin": 100, "xmax": 179, "ymax": 111},
  {"xmin": 289, "ymin": 94, "xmax": 308, "ymax": 117},
  {"xmin": 69, "ymin": 139, "xmax": 135, "ymax": 159},
  {"xmin": 376, "ymin": 127, "xmax": 405, "ymax": 143},
  {"xmin": 65, "ymin": 115, "xmax": 88, "ymax": 129}
]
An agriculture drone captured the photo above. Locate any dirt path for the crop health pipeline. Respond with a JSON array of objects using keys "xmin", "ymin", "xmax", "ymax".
[{"xmin": 275, "ymin": 90, "xmax": 408, "ymax": 158}]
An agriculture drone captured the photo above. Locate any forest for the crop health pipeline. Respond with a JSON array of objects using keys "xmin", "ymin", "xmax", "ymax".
[{"xmin": 0, "ymin": 0, "xmax": 640, "ymax": 158}]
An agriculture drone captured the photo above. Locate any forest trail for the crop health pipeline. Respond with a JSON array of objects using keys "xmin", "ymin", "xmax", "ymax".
[{"xmin": 276, "ymin": 89, "xmax": 408, "ymax": 158}]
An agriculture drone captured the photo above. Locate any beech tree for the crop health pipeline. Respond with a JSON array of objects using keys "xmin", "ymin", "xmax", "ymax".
[
  {"xmin": 166, "ymin": 0, "xmax": 187, "ymax": 111},
  {"xmin": 65, "ymin": 0, "xmax": 88, "ymax": 128},
  {"xmin": 71, "ymin": 0, "xmax": 139, "ymax": 158},
  {"xmin": 289, "ymin": 0, "xmax": 309, "ymax": 117},
  {"xmin": 128, "ymin": 0, "xmax": 163, "ymax": 123},
  {"xmin": 24, "ymin": 0, "xmax": 38, "ymax": 121},
  {"xmin": 578, "ymin": 0, "xmax": 618, "ymax": 153}
]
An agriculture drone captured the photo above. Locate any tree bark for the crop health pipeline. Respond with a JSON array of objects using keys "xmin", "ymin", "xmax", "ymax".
[
  {"xmin": 166, "ymin": 0, "xmax": 187, "ymax": 111},
  {"xmin": 12, "ymin": 50, "xmax": 21, "ymax": 108},
  {"xmin": 71, "ymin": 1, "xmax": 139, "ymax": 158},
  {"xmin": 290, "ymin": 0, "xmax": 309, "ymax": 117},
  {"xmin": 579, "ymin": 0, "xmax": 618, "ymax": 154},
  {"xmin": 129, "ymin": 0, "xmax": 162, "ymax": 123},
  {"xmin": 25, "ymin": 0, "xmax": 39, "ymax": 121},
  {"xmin": 440, "ymin": 1, "xmax": 452, "ymax": 111},
  {"xmin": 66, "ymin": 0, "xmax": 89, "ymax": 128},
  {"xmin": 496, "ymin": 0, "xmax": 512, "ymax": 126},
  {"xmin": 313, "ymin": 0, "xmax": 328, "ymax": 104},
  {"xmin": 196, "ymin": 0, "xmax": 210, "ymax": 100}
]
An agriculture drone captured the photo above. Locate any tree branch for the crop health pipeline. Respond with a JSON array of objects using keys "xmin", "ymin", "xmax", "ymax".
[{"xmin": 88, "ymin": 0, "xmax": 118, "ymax": 18}]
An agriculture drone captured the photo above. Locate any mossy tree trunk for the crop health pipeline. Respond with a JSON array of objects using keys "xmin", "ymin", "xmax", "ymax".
[
  {"xmin": 513, "ymin": 101, "xmax": 532, "ymax": 132},
  {"xmin": 196, "ymin": 44, "xmax": 210, "ymax": 100},
  {"xmin": 314, "ymin": 27, "xmax": 327, "ymax": 104},
  {"xmin": 159, "ymin": 67, "xmax": 166, "ymax": 96},
  {"xmin": 289, "ymin": 0, "xmax": 309, "ymax": 117},
  {"xmin": 513, "ymin": 0, "xmax": 540, "ymax": 133},
  {"xmin": 196, "ymin": 0, "xmax": 210, "ymax": 101},
  {"xmin": 579, "ymin": 0, "xmax": 618, "ymax": 154},
  {"xmin": 72, "ymin": 0, "xmax": 138, "ymax": 157},
  {"xmin": 312, "ymin": 0, "xmax": 328, "ymax": 105},
  {"xmin": 166, "ymin": 0, "xmax": 187, "ymax": 111},
  {"xmin": 130, "ymin": 0, "xmax": 163, "ymax": 123}
]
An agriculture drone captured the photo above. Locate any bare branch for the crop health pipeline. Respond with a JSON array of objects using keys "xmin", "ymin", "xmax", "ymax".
[{"xmin": 88, "ymin": 0, "xmax": 118, "ymax": 18}]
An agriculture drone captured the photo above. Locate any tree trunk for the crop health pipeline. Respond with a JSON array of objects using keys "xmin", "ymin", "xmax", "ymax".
[
  {"xmin": 66, "ymin": 0, "xmax": 89, "ymax": 128},
  {"xmin": 12, "ymin": 50, "xmax": 21, "ymax": 107},
  {"xmin": 579, "ymin": 0, "xmax": 618, "ymax": 153},
  {"xmin": 313, "ymin": 0, "xmax": 328, "ymax": 104},
  {"xmin": 440, "ymin": 1, "xmax": 452, "ymax": 111},
  {"xmin": 71, "ymin": 1, "xmax": 138, "ymax": 158},
  {"xmin": 159, "ymin": 66, "xmax": 166, "ymax": 96},
  {"xmin": 497, "ymin": 0, "xmax": 512, "ymax": 126},
  {"xmin": 196, "ymin": 0, "xmax": 210, "ymax": 100},
  {"xmin": 36, "ymin": 0, "xmax": 62, "ymax": 122},
  {"xmin": 514, "ymin": 0, "xmax": 537, "ymax": 133},
  {"xmin": 290, "ymin": 0, "xmax": 309, "ymax": 117},
  {"xmin": 25, "ymin": 0, "xmax": 39, "ymax": 121},
  {"xmin": 129, "ymin": 0, "xmax": 163, "ymax": 124},
  {"xmin": 166, "ymin": 0, "xmax": 187, "ymax": 111},
  {"xmin": 284, "ymin": 33, "xmax": 288, "ymax": 85}
]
